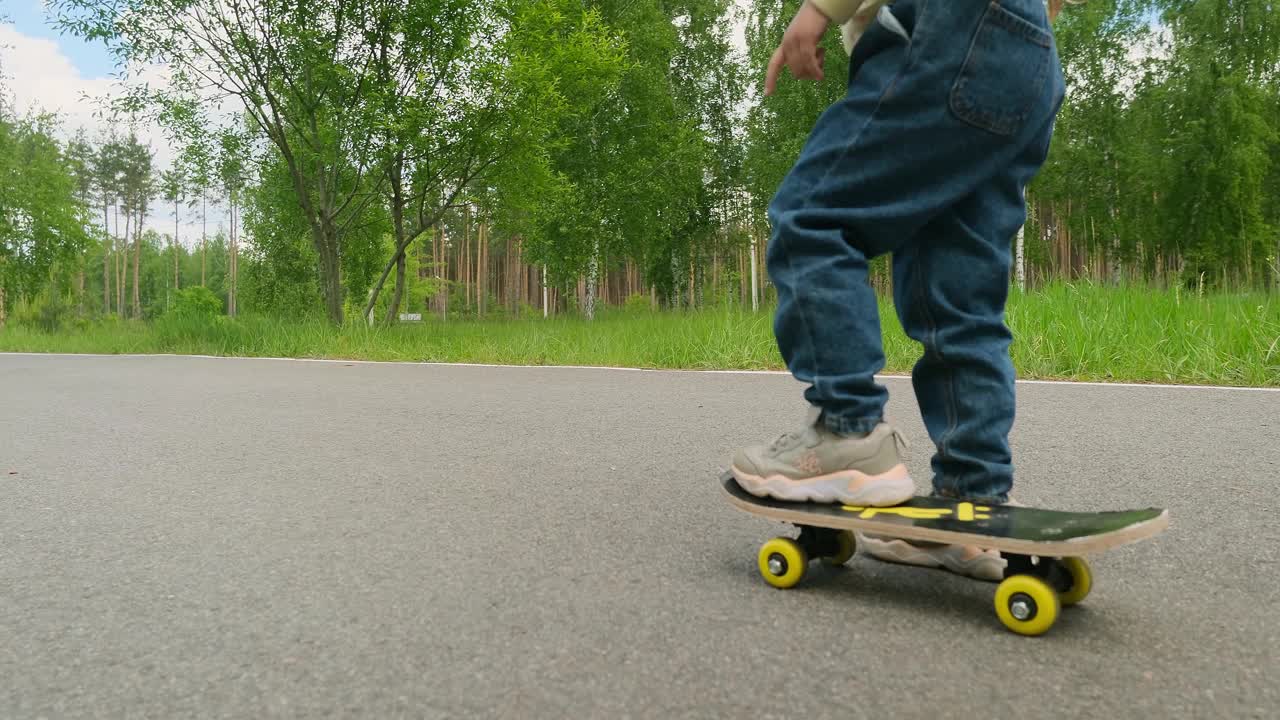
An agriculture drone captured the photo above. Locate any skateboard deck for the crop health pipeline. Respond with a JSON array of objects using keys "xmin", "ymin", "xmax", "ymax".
[
  {"xmin": 721, "ymin": 471, "xmax": 1169, "ymax": 636},
  {"xmin": 721, "ymin": 472, "xmax": 1168, "ymax": 556}
]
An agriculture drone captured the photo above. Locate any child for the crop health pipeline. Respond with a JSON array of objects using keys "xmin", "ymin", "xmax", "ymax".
[{"xmin": 731, "ymin": 0, "xmax": 1065, "ymax": 579}]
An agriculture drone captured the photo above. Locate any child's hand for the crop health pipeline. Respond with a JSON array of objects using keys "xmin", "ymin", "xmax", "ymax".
[{"xmin": 765, "ymin": 2, "xmax": 832, "ymax": 96}]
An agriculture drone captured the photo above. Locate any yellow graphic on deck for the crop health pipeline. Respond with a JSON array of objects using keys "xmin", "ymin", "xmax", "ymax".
[{"xmin": 841, "ymin": 502, "xmax": 992, "ymax": 521}]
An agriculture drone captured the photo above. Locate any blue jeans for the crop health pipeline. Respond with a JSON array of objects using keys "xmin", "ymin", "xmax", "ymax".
[{"xmin": 766, "ymin": 0, "xmax": 1065, "ymax": 502}]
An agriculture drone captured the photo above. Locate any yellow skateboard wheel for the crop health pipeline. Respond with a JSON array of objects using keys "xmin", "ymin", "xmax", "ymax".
[
  {"xmin": 994, "ymin": 574, "xmax": 1060, "ymax": 636},
  {"xmin": 757, "ymin": 537, "xmax": 808, "ymax": 589},
  {"xmin": 1057, "ymin": 557, "xmax": 1093, "ymax": 606},
  {"xmin": 821, "ymin": 530, "xmax": 857, "ymax": 566}
]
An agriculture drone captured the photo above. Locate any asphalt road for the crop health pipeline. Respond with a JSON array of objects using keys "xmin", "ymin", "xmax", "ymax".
[{"xmin": 2, "ymin": 353, "xmax": 1277, "ymax": 718}]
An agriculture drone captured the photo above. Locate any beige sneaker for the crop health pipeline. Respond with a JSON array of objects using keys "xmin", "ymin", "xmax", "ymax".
[
  {"xmin": 855, "ymin": 535, "xmax": 1005, "ymax": 581},
  {"xmin": 730, "ymin": 407, "xmax": 913, "ymax": 506},
  {"xmin": 856, "ymin": 498, "xmax": 1022, "ymax": 582}
]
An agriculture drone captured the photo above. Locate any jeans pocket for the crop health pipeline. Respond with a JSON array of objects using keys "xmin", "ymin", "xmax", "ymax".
[{"xmin": 949, "ymin": 1, "xmax": 1052, "ymax": 137}]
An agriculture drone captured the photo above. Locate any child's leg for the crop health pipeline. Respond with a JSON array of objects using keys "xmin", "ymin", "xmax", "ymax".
[
  {"xmin": 890, "ymin": 154, "xmax": 1044, "ymax": 504},
  {"xmin": 858, "ymin": 127, "xmax": 1058, "ymax": 576},
  {"xmin": 737, "ymin": 0, "xmax": 1063, "ymax": 500},
  {"xmin": 769, "ymin": 0, "xmax": 1062, "ymax": 434}
]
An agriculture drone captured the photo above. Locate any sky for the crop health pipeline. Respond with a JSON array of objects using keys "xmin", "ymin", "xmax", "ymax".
[
  {"xmin": 2, "ymin": 4, "xmax": 123, "ymax": 137},
  {"xmin": 1, "ymin": 1, "xmax": 215, "ymax": 242},
  {"xmin": 3, "ymin": 0, "xmax": 116, "ymax": 75}
]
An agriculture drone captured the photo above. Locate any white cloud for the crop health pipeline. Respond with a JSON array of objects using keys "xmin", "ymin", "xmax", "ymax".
[
  {"xmin": 0, "ymin": 23, "xmax": 229, "ymax": 246},
  {"xmin": 0, "ymin": 24, "xmax": 116, "ymax": 136}
]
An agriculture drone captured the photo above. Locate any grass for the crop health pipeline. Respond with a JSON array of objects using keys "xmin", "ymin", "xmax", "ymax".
[{"xmin": 2, "ymin": 283, "xmax": 1278, "ymax": 386}]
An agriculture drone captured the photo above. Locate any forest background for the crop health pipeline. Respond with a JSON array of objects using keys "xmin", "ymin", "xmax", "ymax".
[{"xmin": 1, "ymin": 0, "xmax": 1277, "ymax": 386}]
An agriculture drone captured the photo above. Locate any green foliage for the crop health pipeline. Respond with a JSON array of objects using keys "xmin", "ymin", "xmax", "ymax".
[
  {"xmin": 12, "ymin": 295, "xmax": 71, "ymax": 332},
  {"xmin": 18, "ymin": 0, "xmax": 1279, "ymax": 343},
  {"xmin": 154, "ymin": 285, "xmax": 240, "ymax": 347},
  {"xmin": 3, "ymin": 285, "xmax": 1276, "ymax": 386},
  {"xmin": 624, "ymin": 293, "xmax": 652, "ymax": 313},
  {"xmin": 741, "ymin": 0, "xmax": 850, "ymax": 220},
  {"xmin": 516, "ymin": 0, "xmax": 745, "ymax": 305},
  {"xmin": 169, "ymin": 286, "xmax": 223, "ymax": 320},
  {"xmin": 1027, "ymin": 0, "xmax": 1280, "ymax": 289},
  {"xmin": 0, "ymin": 113, "xmax": 90, "ymax": 313},
  {"xmin": 240, "ymin": 156, "xmax": 322, "ymax": 319}
]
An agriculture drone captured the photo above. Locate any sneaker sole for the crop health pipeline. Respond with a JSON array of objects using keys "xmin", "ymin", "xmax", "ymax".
[
  {"xmin": 858, "ymin": 534, "xmax": 1006, "ymax": 582},
  {"xmin": 730, "ymin": 464, "xmax": 913, "ymax": 506}
]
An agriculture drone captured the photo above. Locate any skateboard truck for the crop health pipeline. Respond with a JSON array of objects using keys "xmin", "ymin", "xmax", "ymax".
[{"xmin": 1004, "ymin": 553, "xmax": 1075, "ymax": 590}]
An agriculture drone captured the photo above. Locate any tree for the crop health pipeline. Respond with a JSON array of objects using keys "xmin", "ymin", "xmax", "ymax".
[
  {"xmin": 65, "ymin": 129, "xmax": 97, "ymax": 314},
  {"xmin": 241, "ymin": 154, "xmax": 322, "ymax": 318},
  {"xmin": 178, "ymin": 138, "xmax": 216, "ymax": 288},
  {"xmin": 92, "ymin": 135, "xmax": 122, "ymax": 314},
  {"xmin": 161, "ymin": 166, "xmax": 185, "ymax": 292},
  {"xmin": 1151, "ymin": 0, "xmax": 1278, "ymax": 286},
  {"xmin": 353, "ymin": 0, "xmax": 627, "ymax": 323},
  {"xmin": 1028, "ymin": 0, "xmax": 1280, "ymax": 289},
  {"xmin": 0, "ymin": 113, "xmax": 89, "ymax": 326},
  {"xmin": 216, "ymin": 129, "xmax": 249, "ymax": 317},
  {"xmin": 116, "ymin": 132, "xmax": 154, "ymax": 318},
  {"xmin": 516, "ymin": 0, "xmax": 739, "ymax": 317},
  {"xmin": 50, "ymin": 0, "xmax": 385, "ymax": 321}
]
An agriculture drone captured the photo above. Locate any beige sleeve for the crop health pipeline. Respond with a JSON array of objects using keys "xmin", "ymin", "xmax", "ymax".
[
  {"xmin": 808, "ymin": 0, "xmax": 867, "ymax": 25},
  {"xmin": 838, "ymin": 0, "xmax": 891, "ymax": 54}
]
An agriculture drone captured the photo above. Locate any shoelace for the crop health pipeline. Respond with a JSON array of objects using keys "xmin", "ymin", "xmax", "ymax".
[
  {"xmin": 767, "ymin": 431, "xmax": 805, "ymax": 454},
  {"xmin": 770, "ymin": 423, "xmax": 910, "ymax": 454},
  {"xmin": 890, "ymin": 426, "xmax": 910, "ymax": 453}
]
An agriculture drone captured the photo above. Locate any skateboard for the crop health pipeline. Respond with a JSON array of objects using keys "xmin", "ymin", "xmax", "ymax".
[{"xmin": 721, "ymin": 472, "xmax": 1169, "ymax": 636}]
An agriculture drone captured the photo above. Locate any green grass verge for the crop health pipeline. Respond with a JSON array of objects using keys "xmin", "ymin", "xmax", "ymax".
[{"xmin": 2, "ymin": 283, "xmax": 1278, "ymax": 386}]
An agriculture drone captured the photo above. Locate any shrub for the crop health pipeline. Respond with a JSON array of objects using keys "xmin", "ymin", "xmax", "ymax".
[{"xmin": 169, "ymin": 286, "xmax": 223, "ymax": 320}]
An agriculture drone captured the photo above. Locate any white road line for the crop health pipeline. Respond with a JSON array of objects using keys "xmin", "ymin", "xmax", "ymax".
[{"xmin": 5, "ymin": 351, "xmax": 1278, "ymax": 392}]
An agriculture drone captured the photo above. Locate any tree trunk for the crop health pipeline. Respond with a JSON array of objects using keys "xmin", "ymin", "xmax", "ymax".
[
  {"xmin": 503, "ymin": 236, "xmax": 511, "ymax": 313},
  {"xmin": 432, "ymin": 227, "xmax": 442, "ymax": 318},
  {"xmin": 385, "ymin": 162, "xmax": 409, "ymax": 324},
  {"xmin": 584, "ymin": 239, "xmax": 598, "ymax": 320},
  {"xmin": 119, "ymin": 205, "xmax": 128, "ymax": 316},
  {"xmin": 201, "ymin": 195, "xmax": 207, "ymax": 287},
  {"xmin": 387, "ymin": 251, "xmax": 407, "ymax": 322},
  {"xmin": 1059, "ymin": 203, "xmax": 1067, "ymax": 278},
  {"xmin": 363, "ymin": 213, "xmax": 451, "ymax": 323},
  {"xmin": 598, "ymin": 255, "xmax": 606, "ymax": 308},
  {"xmin": 365, "ymin": 236, "xmax": 415, "ymax": 323},
  {"xmin": 1016, "ymin": 191, "xmax": 1028, "ymax": 292},
  {"xmin": 132, "ymin": 205, "xmax": 142, "ymax": 318},
  {"xmin": 228, "ymin": 197, "xmax": 238, "ymax": 317},
  {"xmin": 317, "ymin": 219, "xmax": 344, "ymax": 324},
  {"xmin": 102, "ymin": 201, "xmax": 111, "ymax": 314},
  {"xmin": 0, "ymin": 278, "xmax": 6, "ymax": 329},
  {"xmin": 1015, "ymin": 225, "xmax": 1026, "ymax": 292},
  {"xmin": 174, "ymin": 197, "xmax": 180, "ymax": 291},
  {"xmin": 516, "ymin": 237, "xmax": 525, "ymax": 311},
  {"xmin": 479, "ymin": 223, "xmax": 488, "ymax": 318},
  {"xmin": 464, "ymin": 206, "xmax": 472, "ymax": 312},
  {"xmin": 688, "ymin": 256, "xmax": 695, "ymax": 308}
]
